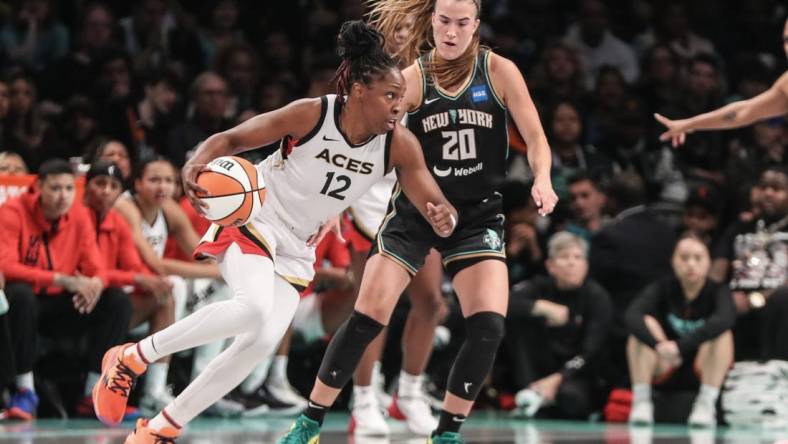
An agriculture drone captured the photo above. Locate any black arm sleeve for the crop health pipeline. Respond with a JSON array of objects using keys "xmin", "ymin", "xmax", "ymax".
[
  {"xmin": 676, "ymin": 285, "xmax": 736, "ymax": 357},
  {"xmin": 508, "ymin": 280, "xmax": 539, "ymax": 317},
  {"xmin": 624, "ymin": 281, "xmax": 662, "ymax": 349},
  {"xmin": 561, "ymin": 282, "xmax": 613, "ymax": 379}
]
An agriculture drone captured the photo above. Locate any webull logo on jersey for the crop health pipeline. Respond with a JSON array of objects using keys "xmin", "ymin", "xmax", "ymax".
[
  {"xmin": 315, "ymin": 148, "xmax": 374, "ymax": 175},
  {"xmin": 422, "ymin": 109, "xmax": 493, "ymax": 133},
  {"xmin": 432, "ymin": 161, "xmax": 484, "ymax": 178}
]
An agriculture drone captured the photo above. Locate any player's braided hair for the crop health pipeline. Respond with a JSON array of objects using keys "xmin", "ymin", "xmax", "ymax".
[
  {"xmin": 366, "ymin": 0, "xmax": 481, "ymax": 90},
  {"xmin": 334, "ymin": 20, "xmax": 398, "ymax": 107}
]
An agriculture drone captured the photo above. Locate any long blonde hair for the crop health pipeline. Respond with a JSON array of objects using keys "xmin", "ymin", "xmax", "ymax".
[{"xmin": 366, "ymin": 0, "xmax": 482, "ymax": 90}]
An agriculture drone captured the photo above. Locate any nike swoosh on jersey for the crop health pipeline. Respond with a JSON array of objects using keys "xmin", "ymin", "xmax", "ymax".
[
  {"xmin": 323, "ymin": 135, "xmax": 340, "ymax": 142},
  {"xmin": 424, "ymin": 97, "xmax": 440, "ymax": 105},
  {"xmin": 433, "ymin": 165, "xmax": 452, "ymax": 177}
]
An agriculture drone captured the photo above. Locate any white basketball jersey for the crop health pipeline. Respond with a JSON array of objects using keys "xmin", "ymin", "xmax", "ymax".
[
  {"xmin": 258, "ymin": 95, "xmax": 391, "ymax": 239},
  {"xmin": 141, "ymin": 208, "xmax": 169, "ymax": 258}
]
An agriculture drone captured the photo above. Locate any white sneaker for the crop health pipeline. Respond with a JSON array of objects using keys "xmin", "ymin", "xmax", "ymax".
[
  {"xmin": 140, "ymin": 388, "xmax": 176, "ymax": 416},
  {"xmin": 265, "ymin": 378, "xmax": 308, "ymax": 410},
  {"xmin": 371, "ymin": 365, "xmax": 392, "ymax": 408},
  {"xmin": 628, "ymin": 401, "xmax": 654, "ymax": 426},
  {"xmin": 688, "ymin": 398, "xmax": 716, "ymax": 428},
  {"xmin": 350, "ymin": 390, "xmax": 390, "ymax": 436},
  {"xmin": 389, "ymin": 393, "xmax": 437, "ymax": 435}
]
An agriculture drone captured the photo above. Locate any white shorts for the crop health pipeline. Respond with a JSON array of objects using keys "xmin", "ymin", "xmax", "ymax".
[
  {"xmin": 195, "ymin": 197, "xmax": 316, "ymax": 292},
  {"xmin": 347, "ymin": 172, "xmax": 397, "ymax": 239}
]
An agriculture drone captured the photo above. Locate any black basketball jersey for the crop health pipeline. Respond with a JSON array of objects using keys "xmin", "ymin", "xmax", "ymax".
[{"xmin": 407, "ymin": 49, "xmax": 509, "ymax": 204}]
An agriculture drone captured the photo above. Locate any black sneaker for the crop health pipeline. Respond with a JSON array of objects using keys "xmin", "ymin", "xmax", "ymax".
[{"xmin": 230, "ymin": 385, "xmax": 303, "ymax": 417}]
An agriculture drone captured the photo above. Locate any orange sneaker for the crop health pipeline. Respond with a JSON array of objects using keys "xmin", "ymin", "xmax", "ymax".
[
  {"xmin": 93, "ymin": 343, "xmax": 148, "ymax": 426},
  {"xmin": 125, "ymin": 418, "xmax": 181, "ymax": 443}
]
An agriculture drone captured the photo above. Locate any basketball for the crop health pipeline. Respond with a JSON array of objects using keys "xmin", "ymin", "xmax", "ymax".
[{"xmin": 196, "ymin": 156, "xmax": 266, "ymax": 227}]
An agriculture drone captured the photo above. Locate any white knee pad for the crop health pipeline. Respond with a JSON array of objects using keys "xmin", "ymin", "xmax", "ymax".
[{"xmin": 292, "ymin": 294, "xmax": 326, "ymax": 344}]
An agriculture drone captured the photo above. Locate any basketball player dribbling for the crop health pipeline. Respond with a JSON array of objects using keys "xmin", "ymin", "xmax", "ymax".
[
  {"xmin": 279, "ymin": 1, "xmax": 558, "ymax": 443},
  {"xmin": 91, "ymin": 20, "xmax": 458, "ymax": 443}
]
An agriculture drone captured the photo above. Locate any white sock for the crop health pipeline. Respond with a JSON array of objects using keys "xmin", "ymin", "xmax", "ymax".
[
  {"xmin": 699, "ymin": 384, "xmax": 719, "ymax": 403},
  {"xmin": 145, "ymin": 363, "xmax": 170, "ymax": 396},
  {"xmin": 84, "ymin": 372, "xmax": 100, "ymax": 397},
  {"xmin": 240, "ymin": 357, "xmax": 271, "ymax": 395},
  {"xmin": 16, "ymin": 372, "xmax": 34, "ymax": 393},
  {"xmin": 148, "ymin": 410, "xmax": 179, "ymax": 431},
  {"xmin": 270, "ymin": 355, "xmax": 288, "ymax": 383},
  {"xmin": 354, "ymin": 384, "xmax": 374, "ymax": 402},
  {"xmin": 398, "ymin": 370, "xmax": 422, "ymax": 397},
  {"xmin": 632, "ymin": 384, "xmax": 651, "ymax": 404}
]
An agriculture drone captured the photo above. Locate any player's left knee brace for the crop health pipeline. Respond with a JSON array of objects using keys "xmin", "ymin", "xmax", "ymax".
[{"xmin": 446, "ymin": 311, "xmax": 506, "ymax": 401}]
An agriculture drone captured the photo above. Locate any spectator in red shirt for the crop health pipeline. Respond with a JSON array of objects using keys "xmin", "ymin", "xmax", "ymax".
[
  {"xmin": 0, "ymin": 159, "xmax": 132, "ymax": 420},
  {"xmin": 82, "ymin": 160, "xmax": 176, "ymax": 415}
]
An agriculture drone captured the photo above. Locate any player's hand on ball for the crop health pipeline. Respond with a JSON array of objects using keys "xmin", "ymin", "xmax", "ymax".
[
  {"xmin": 182, "ymin": 162, "xmax": 210, "ymax": 214},
  {"xmin": 426, "ymin": 202, "xmax": 457, "ymax": 238}
]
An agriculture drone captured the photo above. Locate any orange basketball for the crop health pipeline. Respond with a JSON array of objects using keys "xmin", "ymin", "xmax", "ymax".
[{"xmin": 196, "ymin": 156, "xmax": 266, "ymax": 227}]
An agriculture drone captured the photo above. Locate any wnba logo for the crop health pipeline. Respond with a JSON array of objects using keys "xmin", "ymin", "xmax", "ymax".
[{"xmin": 211, "ymin": 158, "xmax": 235, "ymax": 171}]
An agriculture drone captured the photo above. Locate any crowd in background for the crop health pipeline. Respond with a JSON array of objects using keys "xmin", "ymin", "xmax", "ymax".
[{"xmin": 0, "ymin": 0, "xmax": 786, "ymax": 425}]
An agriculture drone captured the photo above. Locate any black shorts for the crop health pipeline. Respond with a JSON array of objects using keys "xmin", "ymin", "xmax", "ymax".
[{"xmin": 370, "ymin": 186, "xmax": 506, "ymax": 278}]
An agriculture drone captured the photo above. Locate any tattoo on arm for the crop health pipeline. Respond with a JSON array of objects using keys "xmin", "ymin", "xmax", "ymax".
[{"xmin": 722, "ymin": 111, "xmax": 737, "ymax": 121}]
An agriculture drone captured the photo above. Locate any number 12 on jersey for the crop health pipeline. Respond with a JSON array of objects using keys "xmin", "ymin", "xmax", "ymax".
[{"xmin": 320, "ymin": 171, "xmax": 351, "ymax": 200}]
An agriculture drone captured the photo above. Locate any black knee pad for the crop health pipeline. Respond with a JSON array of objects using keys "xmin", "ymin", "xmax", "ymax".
[
  {"xmin": 317, "ymin": 310, "xmax": 384, "ymax": 389},
  {"xmin": 446, "ymin": 311, "xmax": 505, "ymax": 400}
]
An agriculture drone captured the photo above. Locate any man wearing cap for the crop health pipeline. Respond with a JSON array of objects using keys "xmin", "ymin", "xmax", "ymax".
[{"xmin": 0, "ymin": 159, "xmax": 131, "ymax": 420}]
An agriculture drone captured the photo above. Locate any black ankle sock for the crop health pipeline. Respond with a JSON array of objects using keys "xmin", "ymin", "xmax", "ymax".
[
  {"xmin": 435, "ymin": 409, "xmax": 466, "ymax": 435},
  {"xmin": 304, "ymin": 399, "xmax": 328, "ymax": 426}
]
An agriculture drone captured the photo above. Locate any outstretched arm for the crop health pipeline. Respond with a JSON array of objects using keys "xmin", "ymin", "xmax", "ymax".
[
  {"xmin": 182, "ymin": 98, "xmax": 323, "ymax": 211},
  {"xmin": 656, "ymin": 71, "xmax": 788, "ymax": 147},
  {"xmin": 390, "ymin": 126, "xmax": 458, "ymax": 238},
  {"xmin": 489, "ymin": 52, "xmax": 558, "ymax": 216}
]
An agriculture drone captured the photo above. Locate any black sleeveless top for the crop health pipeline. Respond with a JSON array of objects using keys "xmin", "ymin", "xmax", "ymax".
[{"xmin": 407, "ymin": 49, "xmax": 509, "ymax": 204}]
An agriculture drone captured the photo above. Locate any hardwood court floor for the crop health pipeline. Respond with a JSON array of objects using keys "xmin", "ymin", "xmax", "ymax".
[{"xmin": 1, "ymin": 412, "xmax": 785, "ymax": 443}]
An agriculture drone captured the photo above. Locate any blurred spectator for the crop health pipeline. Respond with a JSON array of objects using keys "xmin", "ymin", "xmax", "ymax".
[
  {"xmin": 507, "ymin": 232, "xmax": 611, "ymax": 419},
  {"xmin": 589, "ymin": 171, "xmax": 676, "ymax": 386},
  {"xmin": 724, "ymin": 118, "xmax": 786, "ymax": 212},
  {"xmin": 501, "ymin": 179, "xmax": 545, "ymax": 284},
  {"xmin": 306, "ymin": 54, "xmax": 340, "ymax": 98},
  {"xmin": 166, "ymin": 72, "xmax": 231, "ymax": 166},
  {"xmin": 626, "ymin": 234, "xmax": 734, "ymax": 427},
  {"xmin": 666, "ymin": 54, "xmax": 727, "ymax": 185},
  {"xmin": 585, "ymin": 66, "xmax": 628, "ymax": 151},
  {"xmin": 3, "ymin": 72, "xmax": 56, "ymax": 171},
  {"xmin": 635, "ymin": 2, "xmax": 716, "ymax": 64},
  {"xmin": 197, "ymin": 0, "xmax": 245, "ymax": 67},
  {"xmin": 118, "ymin": 0, "xmax": 201, "ymax": 75},
  {"xmin": 0, "ymin": 151, "xmax": 29, "ymax": 175},
  {"xmin": 0, "ymin": 0, "xmax": 69, "ymax": 72},
  {"xmin": 530, "ymin": 43, "xmax": 588, "ymax": 109},
  {"xmin": 636, "ymin": 44, "xmax": 682, "ymax": 115},
  {"xmin": 102, "ymin": 68, "xmax": 182, "ymax": 158},
  {"xmin": 53, "ymin": 95, "xmax": 100, "ymax": 161},
  {"xmin": 565, "ymin": 172, "xmax": 608, "ymax": 244},
  {"xmin": 546, "ymin": 100, "xmax": 613, "ymax": 198},
  {"xmin": 0, "ymin": 78, "xmax": 9, "ymax": 141},
  {"xmin": 711, "ymin": 166, "xmax": 788, "ymax": 361},
  {"xmin": 0, "ymin": 159, "xmax": 131, "ymax": 420},
  {"xmin": 214, "ymin": 42, "xmax": 260, "ymax": 116},
  {"xmin": 260, "ymin": 29, "xmax": 296, "ymax": 72},
  {"xmin": 40, "ymin": 2, "xmax": 117, "ymax": 103},
  {"xmin": 681, "ymin": 184, "xmax": 723, "ymax": 248},
  {"xmin": 563, "ymin": 0, "xmax": 639, "ymax": 88},
  {"xmin": 94, "ymin": 49, "xmax": 135, "ymax": 106},
  {"xmin": 91, "ymin": 139, "xmax": 135, "ymax": 187}
]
